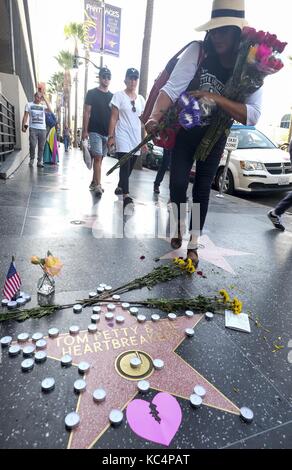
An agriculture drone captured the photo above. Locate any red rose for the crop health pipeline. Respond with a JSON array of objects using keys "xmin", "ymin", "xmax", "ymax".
[
  {"xmin": 273, "ymin": 59, "xmax": 284, "ymax": 71},
  {"xmin": 255, "ymin": 30, "xmax": 267, "ymax": 44},
  {"xmin": 266, "ymin": 58, "xmax": 284, "ymax": 72},
  {"xmin": 264, "ymin": 33, "xmax": 278, "ymax": 48},
  {"xmin": 242, "ymin": 27, "xmax": 257, "ymax": 41},
  {"xmin": 274, "ymin": 40, "xmax": 288, "ymax": 53}
]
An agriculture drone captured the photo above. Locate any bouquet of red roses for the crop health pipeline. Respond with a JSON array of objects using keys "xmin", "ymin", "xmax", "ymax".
[{"xmin": 193, "ymin": 28, "xmax": 288, "ymax": 161}]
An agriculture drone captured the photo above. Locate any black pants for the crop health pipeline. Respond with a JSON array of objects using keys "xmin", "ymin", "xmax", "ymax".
[
  {"xmin": 154, "ymin": 149, "xmax": 171, "ymax": 187},
  {"xmin": 275, "ymin": 192, "xmax": 292, "ymax": 216},
  {"xmin": 170, "ymin": 127, "xmax": 227, "ymax": 232},
  {"xmin": 116, "ymin": 152, "xmax": 138, "ymax": 195}
]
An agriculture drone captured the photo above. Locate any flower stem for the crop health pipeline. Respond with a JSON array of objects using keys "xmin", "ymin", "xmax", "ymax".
[{"xmin": 106, "ymin": 134, "xmax": 153, "ymax": 176}]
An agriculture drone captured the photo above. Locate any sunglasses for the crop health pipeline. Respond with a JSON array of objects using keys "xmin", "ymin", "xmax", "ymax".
[
  {"xmin": 101, "ymin": 74, "xmax": 111, "ymax": 80},
  {"xmin": 131, "ymin": 100, "xmax": 136, "ymax": 113}
]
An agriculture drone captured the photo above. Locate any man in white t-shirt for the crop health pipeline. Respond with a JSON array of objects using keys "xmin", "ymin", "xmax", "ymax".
[
  {"xmin": 22, "ymin": 92, "xmax": 52, "ymax": 167},
  {"xmin": 108, "ymin": 68, "xmax": 146, "ymax": 206}
]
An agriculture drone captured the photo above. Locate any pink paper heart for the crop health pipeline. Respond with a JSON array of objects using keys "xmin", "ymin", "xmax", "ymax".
[{"xmin": 126, "ymin": 392, "xmax": 182, "ymax": 446}]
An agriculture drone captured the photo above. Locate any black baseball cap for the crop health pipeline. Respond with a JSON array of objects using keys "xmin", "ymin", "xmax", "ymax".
[
  {"xmin": 125, "ymin": 68, "xmax": 139, "ymax": 80},
  {"xmin": 99, "ymin": 67, "xmax": 111, "ymax": 78}
]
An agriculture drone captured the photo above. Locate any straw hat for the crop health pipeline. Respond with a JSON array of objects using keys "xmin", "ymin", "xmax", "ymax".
[{"xmin": 196, "ymin": 0, "xmax": 248, "ymax": 32}]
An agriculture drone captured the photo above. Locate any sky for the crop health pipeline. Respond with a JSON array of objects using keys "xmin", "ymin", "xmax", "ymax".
[{"xmin": 28, "ymin": 0, "xmax": 292, "ymax": 139}]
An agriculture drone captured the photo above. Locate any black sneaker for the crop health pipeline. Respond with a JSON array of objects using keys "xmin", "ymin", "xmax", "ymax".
[
  {"xmin": 123, "ymin": 196, "xmax": 134, "ymax": 207},
  {"xmin": 115, "ymin": 187, "xmax": 123, "ymax": 195},
  {"xmin": 267, "ymin": 210, "xmax": 285, "ymax": 231},
  {"xmin": 153, "ymin": 184, "xmax": 160, "ymax": 194},
  {"xmin": 123, "ymin": 197, "xmax": 134, "ymax": 215}
]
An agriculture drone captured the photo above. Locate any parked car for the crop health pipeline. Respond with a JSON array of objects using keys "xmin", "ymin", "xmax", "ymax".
[
  {"xmin": 194, "ymin": 125, "xmax": 292, "ymax": 195},
  {"xmin": 142, "ymin": 142, "xmax": 164, "ymax": 170}
]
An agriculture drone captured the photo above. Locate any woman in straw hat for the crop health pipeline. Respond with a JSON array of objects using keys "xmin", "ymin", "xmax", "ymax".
[{"xmin": 145, "ymin": 0, "xmax": 263, "ymax": 267}]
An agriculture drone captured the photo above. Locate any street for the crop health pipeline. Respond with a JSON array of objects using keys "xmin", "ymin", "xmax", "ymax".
[{"xmin": 234, "ymin": 190, "xmax": 292, "ymax": 215}]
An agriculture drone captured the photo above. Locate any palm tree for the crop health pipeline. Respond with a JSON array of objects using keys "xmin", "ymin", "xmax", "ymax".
[
  {"xmin": 55, "ymin": 50, "xmax": 74, "ymax": 129},
  {"xmin": 47, "ymin": 72, "xmax": 65, "ymax": 125},
  {"xmin": 139, "ymin": 0, "xmax": 155, "ymax": 99},
  {"xmin": 47, "ymin": 72, "xmax": 64, "ymax": 95},
  {"xmin": 64, "ymin": 22, "xmax": 85, "ymax": 147},
  {"xmin": 136, "ymin": 0, "xmax": 155, "ymax": 170}
]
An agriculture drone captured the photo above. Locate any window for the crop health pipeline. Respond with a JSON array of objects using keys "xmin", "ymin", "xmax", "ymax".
[{"xmin": 280, "ymin": 114, "xmax": 291, "ymax": 129}]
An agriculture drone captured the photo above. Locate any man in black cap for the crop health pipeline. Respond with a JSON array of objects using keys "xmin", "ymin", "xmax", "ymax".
[
  {"xmin": 82, "ymin": 67, "xmax": 113, "ymax": 196},
  {"xmin": 108, "ymin": 68, "xmax": 146, "ymax": 205}
]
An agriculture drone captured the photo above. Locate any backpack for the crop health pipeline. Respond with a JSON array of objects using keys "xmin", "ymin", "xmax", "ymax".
[
  {"xmin": 140, "ymin": 40, "xmax": 205, "ymax": 125},
  {"xmin": 45, "ymin": 112, "xmax": 57, "ymax": 129}
]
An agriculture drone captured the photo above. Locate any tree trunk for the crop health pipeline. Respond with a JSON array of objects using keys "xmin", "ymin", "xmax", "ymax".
[
  {"xmin": 64, "ymin": 70, "xmax": 72, "ymax": 129},
  {"xmin": 67, "ymin": 90, "xmax": 71, "ymax": 129},
  {"xmin": 135, "ymin": 0, "xmax": 155, "ymax": 170},
  {"xmin": 139, "ymin": 0, "xmax": 155, "ymax": 100},
  {"xmin": 84, "ymin": 49, "xmax": 90, "ymax": 99},
  {"xmin": 73, "ymin": 45, "xmax": 79, "ymax": 147},
  {"xmin": 74, "ymin": 72, "xmax": 78, "ymax": 147}
]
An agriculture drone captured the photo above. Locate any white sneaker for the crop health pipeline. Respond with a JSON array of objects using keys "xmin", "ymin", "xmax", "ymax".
[
  {"xmin": 89, "ymin": 181, "xmax": 95, "ymax": 191},
  {"xmin": 95, "ymin": 184, "xmax": 103, "ymax": 196}
]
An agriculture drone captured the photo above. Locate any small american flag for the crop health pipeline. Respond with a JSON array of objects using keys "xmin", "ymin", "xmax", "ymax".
[{"xmin": 3, "ymin": 259, "xmax": 22, "ymax": 301}]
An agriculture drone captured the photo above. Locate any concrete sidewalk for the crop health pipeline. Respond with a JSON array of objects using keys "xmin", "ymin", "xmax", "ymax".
[{"xmin": 0, "ymin": 148, "xmax": 291, "ymax": 449}]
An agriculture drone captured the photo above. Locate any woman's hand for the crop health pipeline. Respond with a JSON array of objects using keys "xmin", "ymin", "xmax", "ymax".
[
  {"xmin": 82, "ymin": 130, "xmax": 88, "ymax": 141},
  {"xmin": 189, "ymin": 90, "xmax": 218, "ymax": 103},
  {"xmin": 191, "ymin": 90, "xmax": 247, "ymax": 124},
  {"xmin": 145, "ymin": 118, "xmax": 160, "ymax": 136},
  {"xmin": 107, "ymin": 136, "xmax": 116, "ymax": 152},
  {"xmin": 141, "ymin": 144, "xmax": 149, "ymax": 154}
]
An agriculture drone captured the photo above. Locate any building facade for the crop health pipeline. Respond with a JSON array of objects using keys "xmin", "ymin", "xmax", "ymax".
[{"xmin": 0, "ymin": 0, "xmax": 37, "ymax": 176}]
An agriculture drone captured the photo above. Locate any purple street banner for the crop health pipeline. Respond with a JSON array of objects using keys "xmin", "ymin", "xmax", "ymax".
[
  {"xmin": 104, "ymin": 4, "xmax": 121, "ymax": 57},
  {"xmin": 84, "ymin": 0, "xmax": 103, "ymax": 53}
]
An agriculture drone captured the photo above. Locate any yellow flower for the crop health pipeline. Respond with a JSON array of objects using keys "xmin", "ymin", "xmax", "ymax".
[
  {"xmin": 174, "ymin": 257, "xmax": 195, "ymax": 274},
  {"xmin": 184, "ymin": 258, "xmax": 195, "ymax": 274},
  {"xmin": 31, "ymin": 256, "xmax": 41, "ymax": 265},
  {"xmin": 232, "ymin": 297, "xmax": 243, "ymax": 315},
  {"xmin": 177, "ymin": 259, "xmax": 186, "ymax": 267},
  {"xmin": 247, "ymin": 46, "xmax": 257, "ymax": 64},
  {"xmin": 44, "ymin": 256, "xmax": 63, "ymax": 277},
  {"xmin": 185, "ymin": 258, "xmax": 193, "ymax": 269},
  {"xmin": 219, "ymin": 289, "xmax": 231, "ymax": 303}
]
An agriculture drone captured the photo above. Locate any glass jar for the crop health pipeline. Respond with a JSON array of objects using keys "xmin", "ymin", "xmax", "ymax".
[{"xmin": 37, "ymin": 273, "xmax": 55, "ymax": 296}]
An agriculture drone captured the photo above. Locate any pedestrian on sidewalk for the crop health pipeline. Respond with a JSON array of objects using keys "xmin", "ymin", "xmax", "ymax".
[
  {"xmin": 43, "ymin": 125, "xmax": 59, "ymax": 165},
  {"xmin": 82, "ymin": 67, "xmax": 113, "ymax": 197},
  {"xmin": 43, "ymin": 112, "xmax": 59, "ymax": 165},
  {"xmin": 108, "ymin": 68, "xmax": 146, "ymax": 207},
  {"xmin": 145, "ymin": 0, "xmax": 263, "ymax": 267},
  {"xmin": 267, "ymin": 193, "xmax": 292, "ymax": 232},
  {"xmin": 153, "ymin": 148, "xmax": 172, "ymax": 194},
  {"xmin": 63, "ymin": 126, "xmax": 71, "ymax": 153},
  {"xmin": 22, "ymin": 92, "xmax": 53, "ymax": 168}
]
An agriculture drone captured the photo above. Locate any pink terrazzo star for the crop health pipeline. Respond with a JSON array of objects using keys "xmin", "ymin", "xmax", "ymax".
[
  {"xmin": 160, "ymin": 235, "xmax": 252, "ymax": 274},
  {"xmin": 15, "ymin": 304, "xmax": 240, "ymax": 449}
]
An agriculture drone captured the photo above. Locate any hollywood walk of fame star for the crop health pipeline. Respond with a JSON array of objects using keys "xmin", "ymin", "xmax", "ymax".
[
  {"xmin": 14, "ymin": 302, "xmax": 240, "ymax": 449},
  {"xmin": 160, "ymin": 235, "xmax": 253, "ymax": 274}
]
